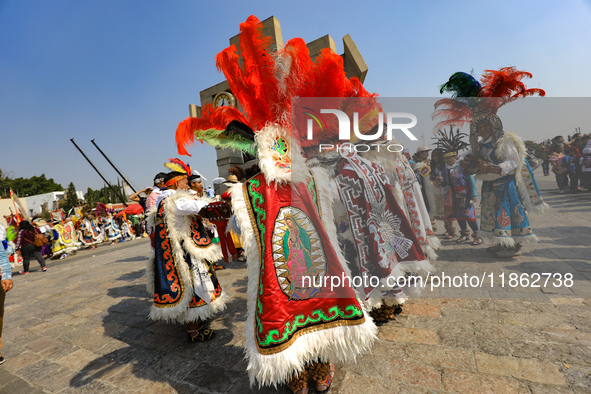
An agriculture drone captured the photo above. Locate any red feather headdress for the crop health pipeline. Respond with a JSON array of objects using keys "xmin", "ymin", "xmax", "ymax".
[{"xmin": 175, "ymin": 15, "xmax": 378, "ymax": 156}]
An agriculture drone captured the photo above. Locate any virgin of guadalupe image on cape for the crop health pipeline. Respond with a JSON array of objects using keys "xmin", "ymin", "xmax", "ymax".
[
  {"xmin": 284, "ymin": 213, "xmax": 316, "ymax": 298},
  {"xmin": 273, "ymin": 207, "xmax": 326, "ymax": 300}
]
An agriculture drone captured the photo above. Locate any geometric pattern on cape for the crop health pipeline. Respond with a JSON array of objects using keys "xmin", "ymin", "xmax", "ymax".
[{"xmin": 335, "ymin": 150, "xmax": 426, "ymax": 298}]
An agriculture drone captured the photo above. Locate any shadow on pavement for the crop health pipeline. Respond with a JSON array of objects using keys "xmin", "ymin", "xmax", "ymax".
[{"xmin": 68, "ymin": 269, "xmax": 275, "ymax": 393}]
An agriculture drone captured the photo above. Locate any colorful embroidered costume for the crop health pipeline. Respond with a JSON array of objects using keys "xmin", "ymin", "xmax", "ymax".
[
  {"xmin": 435, "ymin": 68, "xmax": 548, "ymax": 255},
  {"xmin": 77, "ymin": 215, "xmax": 102, "ymax": 248},
  {"xmin": 468, "ymin": 130, "xmax": 543, "ymax": 245},
  {"xmin": 103, "ymin": 215, "xmax": 122, "ymax": 243},
  {"xmin": 433, "ymin": 128, "xmax": 481, "ymax": 244},
  {"xmin": 444, "ymin": 161, "xmax": 477, "ymax": 222},
  {"xmin": 145, "ymin": 188, "xmax": 227, "ymax": 326},
  {"xmin": 50, "ymin": 220, "xmax": 80, "ymax": 258},
  {"xmin": 387, "ymin": 148, "xmax": 441, "ymax": 259},
  {"xmin": 230, "ymin": 166, "xmax": 375, "ymax": 387},
  {"xmin": 327, "ymin": 145, "xmax": 433, "ymax": 311},
  {"xmin": 175, "ymin": 16, "xmax": 377, "ymax": 391}
]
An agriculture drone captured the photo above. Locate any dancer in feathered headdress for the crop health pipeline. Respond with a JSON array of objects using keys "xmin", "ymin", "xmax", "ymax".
[
  {"xmin": 164, "ymin": 157, "xmax": 192, "ymax": 176},
  {"xmin": 175, "ymin": 15, "xmax": 377, "ymax": 392},
  {"xmin": 434, "ymin": 127, "xmax": 482, "ymax": 245},
  {"xmin": 145, "ymin": 158, "xmax": 228, "ymax": 344},
  {"xmin": 434, "ymin": 68, "xmax": 548, "ymax": 258}
]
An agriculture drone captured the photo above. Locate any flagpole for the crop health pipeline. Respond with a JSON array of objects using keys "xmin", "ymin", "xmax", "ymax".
[
  {"xmin": 90, "ymin": 139, "xmax": 137, "ymax": 193},
  {"xmin": 70, "ymin": 139, "xmax": 128, "ymax": 207}
]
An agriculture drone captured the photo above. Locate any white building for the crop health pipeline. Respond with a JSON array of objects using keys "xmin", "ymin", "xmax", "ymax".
[{"xmin": 24, "ymin": 191, "xmax": 84, "ymax": 217}]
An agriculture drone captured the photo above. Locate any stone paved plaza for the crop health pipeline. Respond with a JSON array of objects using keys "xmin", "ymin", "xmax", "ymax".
[{"xmin": 1, "ymin": 174, "xmax": 590, "ymax": 393}]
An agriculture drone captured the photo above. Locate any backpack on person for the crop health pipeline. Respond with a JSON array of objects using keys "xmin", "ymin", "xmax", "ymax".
[{"xmin": 33, "ymin": 233, "xmax": 49, "ymax": 247}]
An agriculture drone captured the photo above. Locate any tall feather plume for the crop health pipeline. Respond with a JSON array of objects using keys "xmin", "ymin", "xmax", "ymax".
[
  {"xmin": 434, "ymin": 72, "xmax": 481, "ymax": 129},
  {"xmin": 307, "ymin": 49, "xmax": 348, "ymax": 98},
  {"xmin": 432, "ymin": 98, "xmax": 474, "ymax": 129},
  {"xmin": 215, "ymin": 47, "xmax": 257, "ymax": 121},
  {"xmin": 276, "ymin": 38, "xmax": 315, "ymax": 119},
  {"xmin": 479, "ymin": 67, "xmax": 545, "ymax": 114},
  {"xmin": 164, "ymin": 158, "xmax": 192, "ymax": 175},
  {"xmin": 176, "ymin": 15, "xmax": 380, "ymax": 157},
  {"xmin": 225, "ymin": 120, "xmax": 255, "ymax": 142},
  {"xmin": 182, "ymin": 128, "xmax": 256, "ymax": 155},
  {"xmin": 347, "ymin": 77, "xmax": 375, "ymax": 98},
  {"xmin": 480, "ymin": 67, "xmax": 545, "ymax": 99},
  {"xmin": 237, "ymin": 15, "xmax": 279, "ymax": 128}
]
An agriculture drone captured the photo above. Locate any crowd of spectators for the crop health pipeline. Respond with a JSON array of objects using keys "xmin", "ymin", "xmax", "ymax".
[{"xmin": 534, "ymin": 133, "xmax": 591, "ymax": 193}]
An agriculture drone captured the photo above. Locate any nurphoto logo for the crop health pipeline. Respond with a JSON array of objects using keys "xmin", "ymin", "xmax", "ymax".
[
  {"xmin": 305, "ymin": 108, "xmax": 418, "ymax": 152},
  {"xmin": 306, "ymin": 109, "xmax": 418, "ymax": 141}
]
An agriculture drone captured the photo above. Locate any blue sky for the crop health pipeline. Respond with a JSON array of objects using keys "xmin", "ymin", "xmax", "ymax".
[{"xmin": 1, "ymin": 0, "xmax": 590, "ymax": 192}]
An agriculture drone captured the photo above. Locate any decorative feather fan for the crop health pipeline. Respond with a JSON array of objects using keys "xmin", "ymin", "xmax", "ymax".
[
  {"xmin": 433, "ymin": 127, "xmax": 468, "ymax": 154},
  {"xmin": 164, "ymin": 158, "xmax": 191, "ymax": 176}
]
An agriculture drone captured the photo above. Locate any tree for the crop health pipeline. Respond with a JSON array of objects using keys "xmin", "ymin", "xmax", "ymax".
[
  {"xmin": 524, "ymin": 140, "xmax": 543, "ymax": 153},
  {"xmin": 84, "ymin": 187, "xmax": 97, "ymax": 207},
  {"xmin": 84, "ymin": 184, "xmax": 125, "ymax": 206},
  {"xmin": 61, "ymin": 182, "xmax": 81, "ymax": 213},
  {"xmin": 0, "ymin": 171, "xmax": 63, "ymax": 198}
]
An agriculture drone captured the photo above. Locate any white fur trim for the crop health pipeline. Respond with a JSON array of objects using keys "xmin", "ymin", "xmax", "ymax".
[
  {"xmin": 478, "ymin": 231, "xmax": 539, "ymax": 248},
  {"xmin": 392, "ymin": 259, "xmax": 435, "ymax": 277},
  {"xmin": 382, "ymin": 296, "xmax": 407, "ymax": 306},
  {"xmin": 180, "ymin": 290, "xmax": 230, "ymax": 324},
  {"xmin": 365, "ymin": 275, "xmax": 409, "ymax": 308},
  {"xmin": 427, "ymin": 235, "xmax": 442, "ymax": 251},
  {"xmin": 147, "ymin": 191, "xmax": 226, "ymax": 323},
  {"xmin": 496, "ymin": 132, "xmax": 549, "ymax": 215},
  {"xmin": 423, "ymin": 245, "xmax": 438, "ymax": 261},
  {"xmin": 256, "ymin": 125, "xmax": 292, "ymax": 185},
  {"xmin": 231, "ymin": 178, "xmax": 377, "ymax": 388},
  {"xmin": 363, "ymin": 297, "xmax": 385, "ymax": 310}
]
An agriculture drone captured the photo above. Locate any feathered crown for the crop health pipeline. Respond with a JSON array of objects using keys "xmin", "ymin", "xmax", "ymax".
[
  {"xmin": 175, "ymin": 15, "xmax": 377, "ymax": 155},
  {"xmin": 433, "ymin": 67, "xmax": 545, "ymax": 129},
  {"xmin": 433, "ymin": 127, "xmax": 468, "ymax": 156},
  {"xmin": 164, "ymin": 158, "xmax": 191, "ymax": 176}
]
